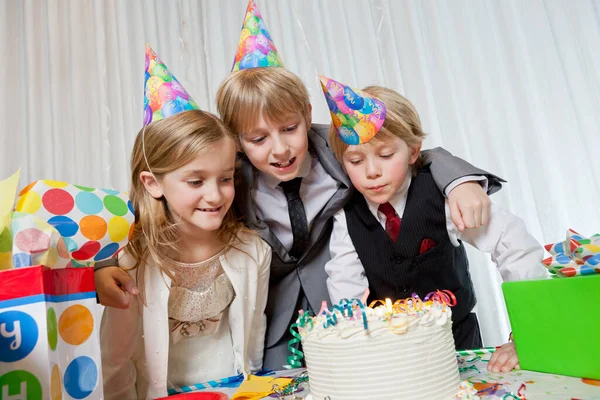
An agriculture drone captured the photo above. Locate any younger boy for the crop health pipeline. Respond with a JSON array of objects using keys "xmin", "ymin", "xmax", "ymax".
[{"xmin": 322, "ymin": 78, "xmax": 547, "ymax": 372}]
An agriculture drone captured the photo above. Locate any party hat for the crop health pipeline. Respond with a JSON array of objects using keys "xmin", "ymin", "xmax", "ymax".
[
  {"xmin": 320, "ymin": 75, "xmax": 387, "ymax": 145},
  {"xmin": 231, "ymin": 0, "xmax": 283, "ymax": 71},
  {"xmin": 144, "ymin": 44, "xmax": 200, "ymax": 126}
]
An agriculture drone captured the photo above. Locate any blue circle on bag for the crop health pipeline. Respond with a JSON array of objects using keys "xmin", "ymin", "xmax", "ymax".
[
  {"xmin": 64, "ymin": 356, "xmax": 98, "ymax": 399},
  {"xmin": 0, "ymin": 311, "xmax": 39, "ymax": 362}
]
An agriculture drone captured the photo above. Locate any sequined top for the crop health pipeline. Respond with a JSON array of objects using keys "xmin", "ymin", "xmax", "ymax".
[
  {"xmin": 167, "ymin": 248, "xmax": 235, "ymax": 337},
  {"xmin": 166, "ymin": 248, "xmax": 238, "ymax": 387}
]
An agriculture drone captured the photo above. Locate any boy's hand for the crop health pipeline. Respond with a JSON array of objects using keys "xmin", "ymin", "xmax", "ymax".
[
  {"xmin": 488, "ymin": 342, "xmax": 519, "ymax": 373},
  {"xmin": 95, "ymin": 266, "xmax": 139, "ymax": 309},
  {"xmin": 448, "ymin": 181, "xmax": 491, "ymax": 231}
]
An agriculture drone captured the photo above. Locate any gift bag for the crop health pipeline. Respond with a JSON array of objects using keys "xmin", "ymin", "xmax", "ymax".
[
  {"xmin": 0, "ymin": 266, "xmax": 100, "ymax": 400},
  {"xmin": 0, "ymin": 171, "xmax": 135, "ymax": 399}
]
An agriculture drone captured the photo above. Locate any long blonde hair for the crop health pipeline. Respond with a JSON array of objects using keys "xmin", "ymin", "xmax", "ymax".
[{"xmin": 127, "ymin": 110, "xmax": 246, "ymax": 301}]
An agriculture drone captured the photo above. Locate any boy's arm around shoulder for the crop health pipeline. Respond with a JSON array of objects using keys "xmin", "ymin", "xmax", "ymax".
[
  {"xmin": 247, "ymin": 235, "xmax": 272, "ymax": 372},
  {"xmin": 422, "ymin": 147, "xmax": 506, "ymax": 195},
  {"xmin": 452, "ymin": 202, "xmax": 548, "ymax": 281},
  {"xmin": 100, "ymin": 253, "xmax": 142, "ymax": 400},
  {"xmin": 325, "ymin": 208, "xmax": 369, "ymax": 304}
]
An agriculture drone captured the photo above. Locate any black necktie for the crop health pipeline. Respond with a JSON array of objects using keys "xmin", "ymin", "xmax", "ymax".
[{"xmin": 279, "ymin": 178, "xmax": 309, "ymax": 259}]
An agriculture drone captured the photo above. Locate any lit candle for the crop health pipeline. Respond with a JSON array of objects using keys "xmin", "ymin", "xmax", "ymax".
[{"xmin": 385, "ymin": 298, "xmax": 393, "ymax": 314}]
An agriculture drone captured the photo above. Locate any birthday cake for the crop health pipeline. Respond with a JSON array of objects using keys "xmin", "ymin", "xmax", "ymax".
[{"xmin": 293, "ymin": 292, "xmax": 478, "ymax": 400}]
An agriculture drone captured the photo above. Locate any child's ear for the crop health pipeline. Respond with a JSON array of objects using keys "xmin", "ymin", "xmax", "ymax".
[
  {"xmin": 139, "ymin": 171, "xmax": 163, "ymax": 199},
  {"xmin": 409, "ymin": 143, "xmax": 422, "ymax": 165},
  {"xmin": 306, "ymin": 103, "xmax": 313, "ymax": 129}
]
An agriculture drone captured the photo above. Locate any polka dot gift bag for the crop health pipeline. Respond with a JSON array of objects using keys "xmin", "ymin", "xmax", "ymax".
[{"xmin": 0, "ymin": 170, "xmax": 134, "ymax": 400}]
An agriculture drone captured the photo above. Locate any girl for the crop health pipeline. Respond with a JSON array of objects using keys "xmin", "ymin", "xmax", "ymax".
[{"xmin": 100, "ymin": 110, "xmax": 271, "ymax": 400}]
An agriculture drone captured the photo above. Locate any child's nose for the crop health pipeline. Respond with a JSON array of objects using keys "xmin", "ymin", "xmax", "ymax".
[
  {"xmin": 366, "ymin": 161, "xmax": 381, "ymax": 178},
  {"xmin": 271, "ymin": 137, "xmax": 289, "ymax": 157}
]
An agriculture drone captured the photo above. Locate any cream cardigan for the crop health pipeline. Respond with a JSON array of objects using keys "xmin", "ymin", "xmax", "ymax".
[{"xmin": 100, "ymin": 231, "xmax": 271, "ymax": 400}]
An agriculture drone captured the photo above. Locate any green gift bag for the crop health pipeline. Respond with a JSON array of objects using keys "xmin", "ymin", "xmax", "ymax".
[{"xmin": 502, "ymin": 274, "xmax": 600, "ymax": 379}]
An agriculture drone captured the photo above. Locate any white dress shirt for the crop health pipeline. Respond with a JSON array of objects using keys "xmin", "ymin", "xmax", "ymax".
[
  {"xmin": 325, "ymin": 172, "xmax": 547, "ymax": 304},
  {"xmin": 253, "ymin": 152, "xmax": 340, "ymax": 252}
]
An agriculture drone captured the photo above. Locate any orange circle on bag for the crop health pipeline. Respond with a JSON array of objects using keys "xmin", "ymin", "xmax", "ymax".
[
  {"xmin": 80, "ymin": 215, "xmax": 107, "ymax": 241},
  {"xmin": 58, "ymin": 305, "xmax": 94, "ymax": 345}
]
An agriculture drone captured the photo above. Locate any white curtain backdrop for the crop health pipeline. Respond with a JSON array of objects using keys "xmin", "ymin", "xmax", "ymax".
[{"xmin": 1, "ymin": 0, "xmax": 599, "ymax": 346}]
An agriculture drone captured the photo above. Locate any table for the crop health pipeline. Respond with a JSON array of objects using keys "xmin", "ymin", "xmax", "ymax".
[{"xmin": 191, "ymin": 352, "xmax": 600, "ymax": 399}]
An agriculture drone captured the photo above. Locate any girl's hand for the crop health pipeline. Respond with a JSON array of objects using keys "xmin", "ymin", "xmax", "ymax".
[
  {"xmin": 95, "ymin": 266, "xmax": 139, "ymax": 309},
  {"xmin": 488, "ymin": 342, "xmax": 520, "ymax": 373},
  {"xmin": 448, "ymin": 182, "xmax": 491, "ymax": 231}
]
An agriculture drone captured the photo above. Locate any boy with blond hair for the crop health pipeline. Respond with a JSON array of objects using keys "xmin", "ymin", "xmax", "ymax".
[{"xmin": 321, "ymin": 78, "xmax": 547, "ymax": 373}]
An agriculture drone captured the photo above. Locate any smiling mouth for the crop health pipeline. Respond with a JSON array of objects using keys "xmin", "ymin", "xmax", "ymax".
[
  {"xmin": 197, "ymin": 206, "xmax": 222, "ymax": 212},
  {"xmin": 271, "ymin": 157, "xmax": 296, "ymax": 168}
]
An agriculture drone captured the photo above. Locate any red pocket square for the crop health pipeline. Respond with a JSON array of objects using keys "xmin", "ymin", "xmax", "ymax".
[{"xmin": 419, "ymin": 238, "xmax": 437, "ymax": 254}]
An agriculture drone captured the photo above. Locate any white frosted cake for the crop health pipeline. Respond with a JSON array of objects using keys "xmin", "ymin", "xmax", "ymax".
[{"xmin": 295, "ymin": 293, "xmax": 478, "ymax": 400}]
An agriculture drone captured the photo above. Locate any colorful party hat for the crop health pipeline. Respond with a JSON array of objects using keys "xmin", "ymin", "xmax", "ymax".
[
  {"xmin": 144, "ymin": 44, "xmax": 200, "ymax": 126},
  {"xmin": 231, "ymin": 0, "xmax": 283, "ymax": 71},
  {"xmin": 320, "ymin": 75, "xmax": 387, "ymax": 145}
]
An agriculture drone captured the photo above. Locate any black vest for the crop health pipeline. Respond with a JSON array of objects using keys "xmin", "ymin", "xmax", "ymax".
[{"xmin": 344, "ymin": 167, "xmax": 476, "ymax": 325}]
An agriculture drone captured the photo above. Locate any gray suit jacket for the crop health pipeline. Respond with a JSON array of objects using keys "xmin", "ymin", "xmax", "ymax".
[{"xmin": 235, "ymin": 123, "xmax": 505, "ymax": 348}]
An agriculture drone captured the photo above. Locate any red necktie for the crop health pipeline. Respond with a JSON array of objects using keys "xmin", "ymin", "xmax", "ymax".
[{"xmin": 378, "ymin": 202, "xmax": 401, "ymax": 242}]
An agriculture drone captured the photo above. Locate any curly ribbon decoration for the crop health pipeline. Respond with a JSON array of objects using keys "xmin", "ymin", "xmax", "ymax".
[
  {"xmin": 286, "ymin": 322, "xmax": 304, "ymax": 369},
  {"xmin": 502, "ymin": 383, "xmax": 526, "ymax": 400},
  {"xmin": 285, "ymin": 311, "xmax": 313, "ymax": 369},
  {"xmin": 458, "ymin": 364, "xmax": 480, "ymax": 373},
  {"xmin": 322, "ymin": 310, "xmax": 338, "ymax": 328},
  {"xmin": 424, "ymin": 289, "xmax": 457, "ymax": 306},
  {"xmin": 351, "ymin": 298, "xmax": 369, "ymax": 331}
]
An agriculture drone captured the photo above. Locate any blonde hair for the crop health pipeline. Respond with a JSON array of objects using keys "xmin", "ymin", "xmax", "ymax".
[
  {"xmin": 328, "ymin": 86, "xmax": 426, "ymax": 173},
  {"xmin": 216, "ymin": 67, "xmax": 311, "ymax": 136},
  {"xmin": 127, "ymin": 110, "xmax": 246, "ymax": 301}
]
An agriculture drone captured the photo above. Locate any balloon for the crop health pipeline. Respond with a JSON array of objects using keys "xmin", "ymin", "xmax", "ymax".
[
  {"xmin": 354, "ymin": 121, "xmax": 377, "ymax": 143},
  {"xmin": 239, "ymin": 53, "xmax": 260, "ymax": 69},
  {"xmin": 148, "ymin": 92, "xmax": 163, "ymax": 111},
  {"xmin": 371, "ymin": 98, "xmax": 387, "ymax": 126},
  {"xmin": 239, "ymin": 28, "xmax": 252, "ymax": 44},
  {"xmin": 255, "ymin": 33, "xmax": 271, "ymax": 54},
  {"xmin": 336, "ymin": 99, "xmax": 354, "ymax": 115},
  {"xmin": 343, "ymin": 87, "xmax": 365, "ymax": 110},
  {"xmin": 170, "ymin": 80, "xmax": 189, "ymax": 100},
  {"xmin": 359, "ymin": 97, "xmax": 374, "ymax": 114},
  {"xmin": 161, "ymin": 100, "xmax": 185, "ymax": 118},
  {"xmin": 331, "ymin": 113, "xmax": 342, "ymax": 128},
  {"xmin": 244, "ymin": 36, "xmax": 257, "ymax": 54},
  {"xmin": 148, "ymin": 91, "xmax": 163, "ymax": 112},
  {"xmin": 245, "ymin": 15, "xmax": 260, "ymax": 34},
  {"xmin": 266, "ymin": 51, "xmax": 281, "ymax": 66},
  {"xmin": 255, "ymin": 51, "xmax": 269, "ymax": 67},
  {"xmin": 143, "ymin": 105, "xmax": 152, "ymax": 126},
  {"xmin": 326, "ymin": 80, "xmax": 345, "ymax": 100},
  {"xmin": 326, "ymin": 96, "xmax": 339, "ymax": 114},
  {"xmin": 181, "ymin": 98, "xmax": 195, "ymax": 111},
  {"xmin": 158, "ymin": 82, "xmax": 176, "ymax": 103},
  {"xmin": 152, "ymin": 64, "xmax": 172, "ymax": 82},
  {"xmin": 337, "ymin": 127, "xmax": 360, "ymax": 145},
  {"xmin": 145, "ymin": 76, "xmax": 165, "ymax": 96}
]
